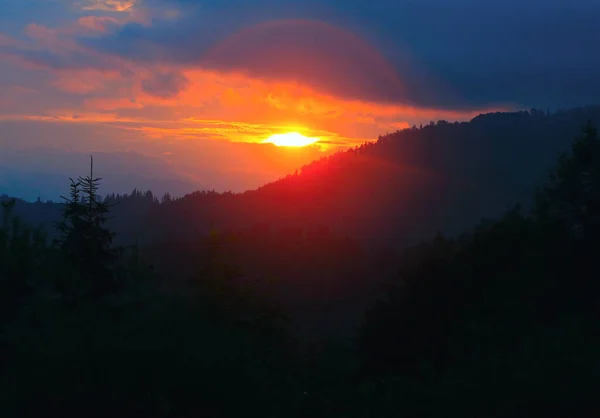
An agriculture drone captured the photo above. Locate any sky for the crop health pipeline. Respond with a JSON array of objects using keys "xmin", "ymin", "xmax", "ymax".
[{"xmin": 1, "ymin": 0, "xmax": 599, "ymax": 199}]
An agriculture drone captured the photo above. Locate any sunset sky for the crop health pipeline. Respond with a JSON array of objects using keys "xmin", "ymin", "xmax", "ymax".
[{"xmin": 1, "ymin": 0, "xmax": 599, "ymax": 199}]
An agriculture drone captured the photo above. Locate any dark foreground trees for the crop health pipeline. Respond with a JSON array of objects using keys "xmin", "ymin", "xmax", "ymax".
[
  {"xmin": 0, "ymin": 160, "xmax": 298, "ymax": 418},
  {"xmin": 2, "ymin": 123, "xmax": 600, "ymax": 417},
  {"xmin": 356, "ymin": 122, "xmax": 600, "ymax": 417}
]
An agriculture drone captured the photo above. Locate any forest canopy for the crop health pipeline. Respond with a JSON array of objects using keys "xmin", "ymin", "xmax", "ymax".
[{"xmin": 1, "ymin": 111, "xmax": 600, "ymax": 417}]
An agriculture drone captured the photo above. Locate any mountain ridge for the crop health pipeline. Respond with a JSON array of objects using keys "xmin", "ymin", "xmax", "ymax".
[{"xmin": 4, "ymin": 105, "xmax": 600, "ymax": 249}]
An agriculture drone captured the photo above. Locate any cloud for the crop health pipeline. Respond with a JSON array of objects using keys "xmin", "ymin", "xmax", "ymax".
[
  {"xmin": 199, "ymin": 20, "xmax": 410, "ymax": 104},
  {"xmin": 52, "ymin": 69, "xmax": 128, "ymax": 94},
  {"xmin": 10, "ymin": 0, "xmax": 587, "ymax": 192},
  {"xmin": 0, "ymin": 118, "xmax": 332, "ymax": 197},
  {"xmin": 77, "ymin": 0, "xmax": 137, "ymax": 12},
  {"xmin": 1, "ymin": 17, "xmax": 504, "ymax": 149},
  {"xmin": 0, "ymin": 21, "xmax": 130, "ymax": 75},
  {"xmin": 76, "ymin": 16, "xmax": 121, "ymax": 33},
  {"xmin": 140, "ymin": 70, "xmax": 188, "ymax": 98},
  {"xmin": 81, "ymin": 17, "xmax": 460, "ymax": 108},
  {"xmin": 78, "ymin": 0, "xmax": 600, "ymax": 109},
  {"xmin": 0, "ymin": 9, "xmax": 505, "ymax": 154},
  {"xmin": 3, "ymin": 46, "xmax": 117, "ymax": 72}
]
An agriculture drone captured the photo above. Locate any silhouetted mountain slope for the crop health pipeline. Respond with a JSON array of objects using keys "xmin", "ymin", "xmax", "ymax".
[
  {"xmin": 150, "ymin": 106, "xmax": 600, "ymax": 248},
  {"xmin": 7, "ymin": 106, "xmax": 600, "ymax": 249},
  {"xmin": 4, "ymin": 112, "xmax": 600, "ymax": 417},
  {"xmin": 1, "ymin": 191, "xmax": 163, "ymax": 245}
]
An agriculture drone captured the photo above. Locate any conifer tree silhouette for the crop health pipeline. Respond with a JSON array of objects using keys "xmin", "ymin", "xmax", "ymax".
[
  {"xmin": 56, "ymin": 156, "xmax": 118, "ymax": 296},
  {"xmin": 535, "ymin": 121, "xmax": 600, "ymax": 238}
]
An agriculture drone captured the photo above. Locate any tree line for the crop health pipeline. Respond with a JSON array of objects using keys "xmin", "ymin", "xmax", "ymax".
[{"xmin": 1, "ymin": 122, "xmax": 600, "ymax": 417}]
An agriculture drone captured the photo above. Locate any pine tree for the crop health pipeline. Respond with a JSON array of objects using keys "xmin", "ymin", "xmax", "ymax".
[
  {"xmin": 55, "ymin": 156, "xmax": 118, "ymax": 296},
  {"xmin": 535, "ymin": 121, "xmax": 600, "ymax": 238}
]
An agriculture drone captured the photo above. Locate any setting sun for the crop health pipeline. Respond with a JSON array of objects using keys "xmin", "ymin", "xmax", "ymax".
[{"xmin": 263, "ymin": 132, "xmax": 320, "ymax": 147}]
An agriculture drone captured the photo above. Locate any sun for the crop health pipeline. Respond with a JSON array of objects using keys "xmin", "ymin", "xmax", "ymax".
[{"xmin": 263, "ymin": 132, "xmax": 319, "ymax": 147}]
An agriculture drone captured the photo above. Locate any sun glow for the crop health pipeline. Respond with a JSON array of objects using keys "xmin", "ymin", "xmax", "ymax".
[{"xmin": 263, "ymin": 132, "xmax": 319, "ymax": 147}]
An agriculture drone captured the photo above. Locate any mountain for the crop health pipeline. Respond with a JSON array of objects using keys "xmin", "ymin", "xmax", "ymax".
[
  {"xmin": 6, "ymin": 106, "xmax": 600, "ymax": 250},
  {"xmin": 149, "ymin": 106, "xmax": 600, "ymax": 248},
  {"xmin": 4, "ymin": 105, "xmax": 600, "ymax": 342},
  {"xmin": 0, "ymin": 149, "xmax": 200, "ymax": 202}
]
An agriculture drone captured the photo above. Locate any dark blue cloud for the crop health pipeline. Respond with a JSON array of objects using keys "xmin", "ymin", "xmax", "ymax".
[
  {"xmin": 0, "ymin": 0, "xmax": 73, "ymax": 35},
  {"xmin": 2, "ymin": 45, "xmax": 121, "ymax": 72},
  {"xmin": 80, "ymin": 0, "xmax": 600, "ymax": 109},
  {"xmin": 141, "ymin": 70, "xmax": 188, "ymax": 98}
]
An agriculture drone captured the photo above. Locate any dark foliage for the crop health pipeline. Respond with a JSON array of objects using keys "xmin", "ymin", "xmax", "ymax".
[
  {"xmin": 1, "ymin": 162, "xmax": 299, "ymax": 417},
  {"xmin": 10, "ymin": 106, "xmax": 600, "ymax": 249},
  {"xmin": 54, "ymin": 157, "xmax": 119, "ymax": 298},
  {"xmin": 356, "ymin": 121, "xmax": 600, "ymax": 417},
  {"xmin": 2, "ymin": 111, "xmax": 600, "ymax": 417}
]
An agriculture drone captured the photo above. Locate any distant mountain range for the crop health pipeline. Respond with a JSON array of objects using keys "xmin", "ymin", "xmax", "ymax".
[
  {"xmin": 5, "ymin": 105, "xmax": 600, "ymax": 250},
  {"xmin": 0, "ymin": 149, "xmax": 201, "ymax": 202}
]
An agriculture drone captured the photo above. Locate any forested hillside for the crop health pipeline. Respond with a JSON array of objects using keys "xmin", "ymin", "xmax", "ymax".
[
  {"xmin": 7, "ymin": 106, "xmax": 600, "ymax": 335},
  {"xmin": 1, "ymin": 118, "xmax": 599, "ymax": 417},
  {"xmin": 10, "ymin": 106, "xmax": 600, "ymax": 249},
  {"xmin": 170, "ymin": 106, "xmax": 600, "ymax": 247}
]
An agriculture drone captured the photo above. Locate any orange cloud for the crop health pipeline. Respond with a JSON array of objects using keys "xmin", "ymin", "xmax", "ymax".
[
  {"xmin": 52, "ymin": 69, "xmax": 126, "ymax": 94},
  {"xmin": 74, "ymin": 0, "xmax": 174, "ymax": 25},
  {"xmin": 78, "ymin": 0, "xmax": 137, "ymax": 12},
  {"xmin": 199, "ymin": 20, "xmax": 407, "ymax": 105},
  {"xmin": 1, "ymin": 15, "xmax": 513, "ymax": 194},
  {"xmin": 2, "ymin": 17, "xmax": 510, "ymax": 149},
  {"xmin": 84, "ymin": 97, "xmax": 143, "ymax": 110},
  {"xmin": 76, "ymin": 16, "xmax": 121, "ymax": 33},
  {"xmin": 21, "ymin": 60, "xmax": 506, "ymax": 150}
]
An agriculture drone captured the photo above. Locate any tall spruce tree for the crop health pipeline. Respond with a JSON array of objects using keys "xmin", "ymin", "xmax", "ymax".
[{"xmin": 56, "ymin": 156, "xmax": 118, "ymax": 296}]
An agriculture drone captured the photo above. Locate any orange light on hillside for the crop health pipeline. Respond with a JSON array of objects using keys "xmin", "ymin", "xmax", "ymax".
[{"xmin": 263, "ymin": 132, "xmax": 319, "ymax": 147}]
